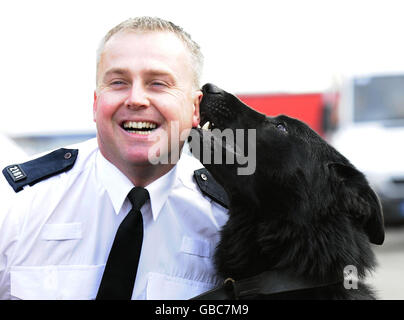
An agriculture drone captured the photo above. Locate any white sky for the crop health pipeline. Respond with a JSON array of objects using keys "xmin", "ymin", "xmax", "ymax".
[{"xmin": 1, "ymin": 0, "xmax": 404, "ymax": 136}]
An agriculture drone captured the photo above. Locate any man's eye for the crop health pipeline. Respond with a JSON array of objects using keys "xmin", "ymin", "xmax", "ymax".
[
  {"xmin": 276, "ymin": 123, "xmax": 287, "ymax": 132},
  {"xmin": 151, "ymin": 81, "xmax": 167, "ymax": 87},
  {"xmin": 111, "ymin": 80, "xmax": 125, "ymax": 86}
]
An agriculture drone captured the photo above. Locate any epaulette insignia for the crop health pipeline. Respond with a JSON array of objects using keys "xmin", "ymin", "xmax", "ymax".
[
  {"xmin": 2, "ymin": 148, "xmax": 79, "ymax": 192},
  {"xmin": 194, "ymin": 168, "xmax": 229, "ymax": 209}
]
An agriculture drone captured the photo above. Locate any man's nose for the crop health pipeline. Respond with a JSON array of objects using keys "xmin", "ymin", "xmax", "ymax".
[{"xmin": 125, "ymin": 83, "xmax": 150, "ymax": 109}]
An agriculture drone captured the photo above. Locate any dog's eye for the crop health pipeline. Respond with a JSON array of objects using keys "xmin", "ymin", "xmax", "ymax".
[{"xmin": 276, "ymin": 123, "xmax": 287, "ymax": 132}]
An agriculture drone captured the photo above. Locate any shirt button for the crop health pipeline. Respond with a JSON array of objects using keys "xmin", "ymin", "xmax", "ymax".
[{"xmin": 200, "ymin": 173, "xmax": 208, "ymax": 181}]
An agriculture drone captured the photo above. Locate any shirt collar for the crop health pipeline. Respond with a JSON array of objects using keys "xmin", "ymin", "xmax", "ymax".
[
  {"xmin": 96, "ymin": 151, "xmax": 134, "ymax": 215},
  {"xmin": 147, "ymin": 141, "xmax": 201, "ymax": 221},
  {"xmin": 96, "ymin": 150, "xmax": 178, "ymax": 221},
  {"xmin": 176, "ymin": 142, "xmax": 204, "ymax": 189},
  {"xmin": 146, "ymin": 164, "xmax": 177, "ymax": 221}
]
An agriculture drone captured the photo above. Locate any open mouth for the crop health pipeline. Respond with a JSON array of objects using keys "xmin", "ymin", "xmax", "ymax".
[{"xmin": 121, "ymin": 121, "xmax": 159, "ymax": 135}]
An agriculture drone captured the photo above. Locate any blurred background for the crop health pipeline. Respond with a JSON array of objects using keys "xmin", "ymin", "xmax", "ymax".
[{"xmin": 1, "ymin": 0, "xmax": 403, "ymax": 299}]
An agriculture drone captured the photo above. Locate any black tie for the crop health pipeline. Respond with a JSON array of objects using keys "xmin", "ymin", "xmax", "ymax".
[{"xmin": 96, "ymin": 187, "xmax": 150, "ymax": 300}]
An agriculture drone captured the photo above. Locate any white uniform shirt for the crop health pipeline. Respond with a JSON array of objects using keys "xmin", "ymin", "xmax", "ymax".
[{"xmin": 0, "ymin": 138, "xmax": 228, "ymax": 300}]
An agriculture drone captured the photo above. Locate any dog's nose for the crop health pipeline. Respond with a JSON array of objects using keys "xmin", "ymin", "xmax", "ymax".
[{"xmin": 202, "ymin": 83, "xmax": 222, "ymax": 94}]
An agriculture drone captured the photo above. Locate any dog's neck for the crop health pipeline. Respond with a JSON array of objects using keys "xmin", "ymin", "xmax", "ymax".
[{"xmin": 214, "ymin": 207, "xmax": 376, "ymax": 283}]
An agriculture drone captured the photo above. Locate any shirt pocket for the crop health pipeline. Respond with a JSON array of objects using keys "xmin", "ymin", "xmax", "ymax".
[
  {"xmin": 146, "ymin": 272, "xmax": 216, "ymax": 300},
  {"xmin": 41, "ymin": 223, "xmax": 82, "ymax": 240},
  {"xmin": 10, "ymin": 264, "xmax": 104, "ymax": 300},
  {"xmin": 180, "ymin": 236, "xmax": 212, "ymax": 258}
]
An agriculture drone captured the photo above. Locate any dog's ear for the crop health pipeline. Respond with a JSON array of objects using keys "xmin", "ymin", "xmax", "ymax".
[{"xmin": 328, "ymin": 162, "xmax": 385, "ymax": 245}]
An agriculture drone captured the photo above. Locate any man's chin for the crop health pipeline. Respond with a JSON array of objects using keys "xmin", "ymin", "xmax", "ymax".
[
  {"xmin": 123, "ymin": 152, "xmax": 157, "ymax": 166},
  {"xmin": 124, "ymin": 148, "xmax": 174, "ymax": 166}
]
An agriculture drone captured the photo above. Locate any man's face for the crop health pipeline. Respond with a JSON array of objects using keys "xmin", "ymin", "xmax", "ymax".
[{"xmin": 93, "ymin": 31, "xmax": 201, "ymax": 172}]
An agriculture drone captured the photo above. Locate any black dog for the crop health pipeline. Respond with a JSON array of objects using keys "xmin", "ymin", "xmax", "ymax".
[{"xmin": 190, "ymin": 83, "xmax": 384, "ymax": 299}]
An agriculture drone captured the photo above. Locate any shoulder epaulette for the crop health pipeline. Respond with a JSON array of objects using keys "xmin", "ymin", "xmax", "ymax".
[
  {"xmin": 2, "ymin": 148, "xmax": 79, "ymax": 193},
  {"xmin": 194, "ymin": 168, "xmax": 229, "ymax": 209}
]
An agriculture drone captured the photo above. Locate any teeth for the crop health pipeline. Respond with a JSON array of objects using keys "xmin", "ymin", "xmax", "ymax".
[
  {"xmin": 125, "ymin": 130, "xmax": 153, "ymax": 135},
  {"xmin": 201, "ymin": 121, "xmax": 210, "ymax": 130},
  {"xmin": 123, "ymin": 121, "xmax": 157, "ymax": 129}
]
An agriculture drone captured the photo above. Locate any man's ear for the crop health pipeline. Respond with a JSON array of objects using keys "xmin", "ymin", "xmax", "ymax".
[
  {"xmin": 328, "ymin": 162, "xmax": 385, "ymax": 245},
  {"xmin": 191, "ymin": 90, "xmax": 202, "ymax": 128},
  {"xmin": 93, "ymin": 91, "xmax": 98, "ymax": 123}
]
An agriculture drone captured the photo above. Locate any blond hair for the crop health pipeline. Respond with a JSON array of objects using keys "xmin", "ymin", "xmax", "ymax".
[{"xmin": 96, "ymin": 16, "xmax": 203, "ymax": 89}]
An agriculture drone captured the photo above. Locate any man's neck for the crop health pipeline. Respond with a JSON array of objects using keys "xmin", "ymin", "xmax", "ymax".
[
  {"xmin": 98, "ymin": 148, "xmax": 180, "ymax": 187},
  {"xmin": 122, "ymin": 162, "xmax": 176, "ymax": 187}
]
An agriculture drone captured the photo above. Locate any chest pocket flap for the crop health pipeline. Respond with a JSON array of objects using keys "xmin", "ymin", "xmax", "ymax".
[
  {"xmin": 10, "ymin": 264, "xmax": 104, "ymax": 300},
  {"xmin": 41, "ymin": 223, "xmax": 82, "ymax": 240},
  {"xmin": 180, "ymin": 236, "xmax": 212, "ymax": 258}
]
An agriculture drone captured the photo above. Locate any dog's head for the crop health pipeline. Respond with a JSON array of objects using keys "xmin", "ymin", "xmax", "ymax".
[{"xmin": 190, "ymin": 83, "xmax": 384, "ymax": 245}]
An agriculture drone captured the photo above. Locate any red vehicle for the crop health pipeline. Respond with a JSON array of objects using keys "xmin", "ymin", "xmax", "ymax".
[{"xmin": 237, "ymin": 92, "xmax": 338, "ymax": 138}]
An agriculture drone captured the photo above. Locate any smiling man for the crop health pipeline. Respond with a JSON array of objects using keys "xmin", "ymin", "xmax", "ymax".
[
  {"xmin": 94, "ymin": 28, "xmax": 201, "ymax": 186},
  {"xmin": 0, "ymin": 17, "xmax": 229, "ymax": 300}
]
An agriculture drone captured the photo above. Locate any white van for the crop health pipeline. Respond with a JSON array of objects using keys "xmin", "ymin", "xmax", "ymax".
[{"xmin": 330, "ymin": 73, "xmax": 404, "ymax": 225}]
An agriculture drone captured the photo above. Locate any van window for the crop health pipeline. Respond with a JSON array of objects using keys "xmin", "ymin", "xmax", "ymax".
[{"xmin": 353, "ymin": 75, "xmax": 404, "ymax": 122}]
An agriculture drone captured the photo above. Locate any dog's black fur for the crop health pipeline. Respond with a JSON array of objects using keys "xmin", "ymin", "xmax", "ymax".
[{"xmin": 190, "ymin": 83, "xmax": 384, "ymax": 299}]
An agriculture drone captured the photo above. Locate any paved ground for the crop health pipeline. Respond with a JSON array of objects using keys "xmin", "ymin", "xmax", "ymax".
[{"xmin": 367, "ymin": 225, "xmax": 404, "ymax": 300}]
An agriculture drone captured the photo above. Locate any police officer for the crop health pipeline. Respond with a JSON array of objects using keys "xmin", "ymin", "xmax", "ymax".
[{"xmin": 0, "ymin": 17, "xmax": 228, "ymax": 300}]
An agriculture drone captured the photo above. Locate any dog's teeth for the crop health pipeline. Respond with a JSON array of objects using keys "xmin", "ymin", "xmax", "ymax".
[
  {"xmin": 197, "ymin": 124, "xmax": 201, "ymax": 128},
  {"xmin": 202, "ymin": 121, "xmax": 210, "ymax": 130}
]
